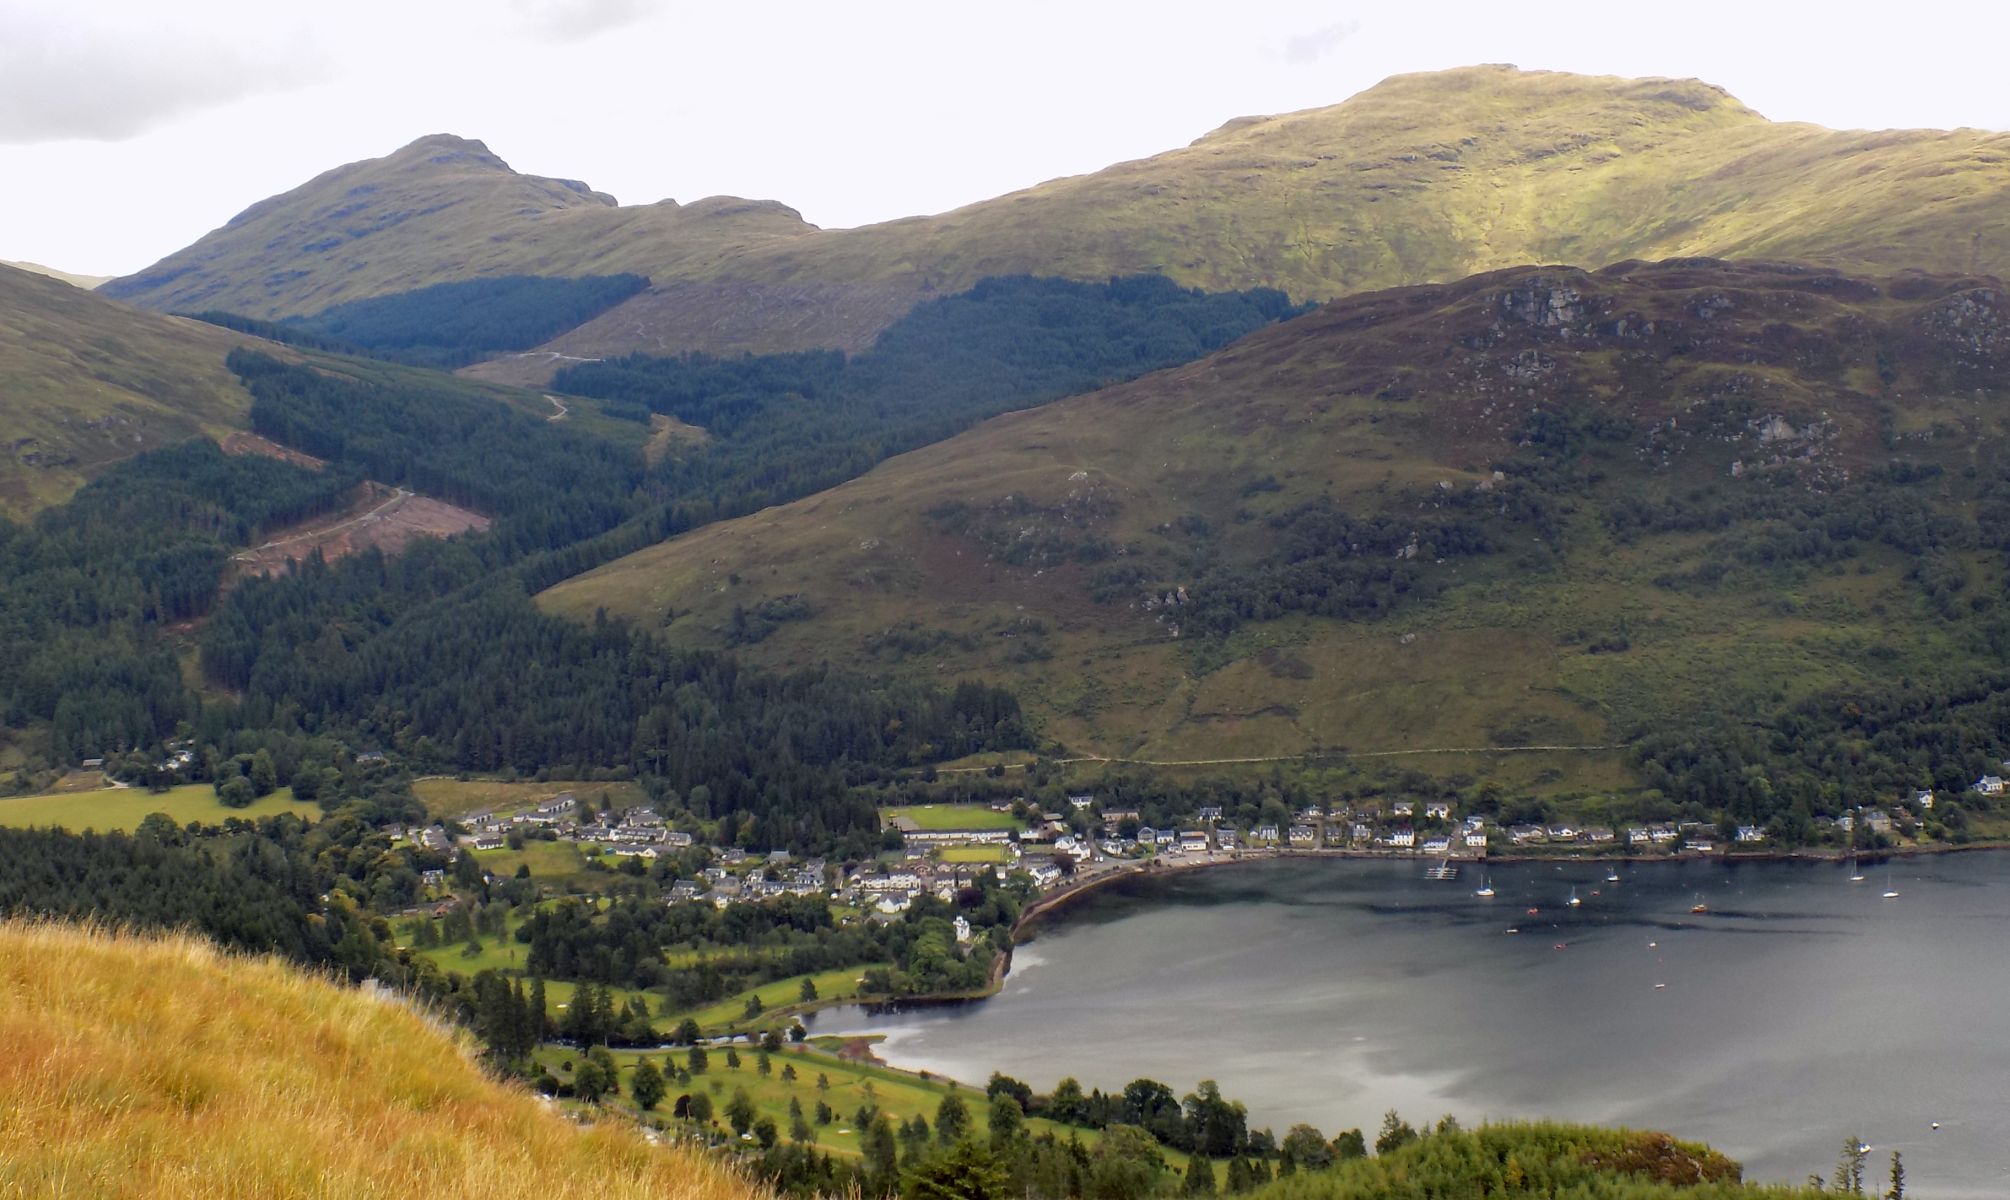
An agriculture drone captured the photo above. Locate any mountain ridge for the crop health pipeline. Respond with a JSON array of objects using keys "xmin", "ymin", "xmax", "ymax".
[
  {"xmin": 106, "ymin": 65, "xmax": 2010, "ymax": 376},
  {"xmin": 101, "ymin": 133, "xmax": 816, "ymax": 321}
]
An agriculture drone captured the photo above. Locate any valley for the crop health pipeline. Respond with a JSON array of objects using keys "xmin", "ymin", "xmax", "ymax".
[{"xmin": 6, "ymin": 50, "xmax": 2009, "ymax": 1200}]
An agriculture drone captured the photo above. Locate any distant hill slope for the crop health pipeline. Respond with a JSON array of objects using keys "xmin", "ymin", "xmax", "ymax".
[
  {"xmin": 111, "ymin": 67, "xmax": 2010, "ymax": 370},
  {"xmin": 2, "ymin": 260, "xmax": 110, "ymax": 289},
  {"xmin": 101, "ymin": 133, "xmax": 816, "ymax": 321},
  {"xmin": 0, "ymin": 921, "xmax": 755, "ymax": 1200},
  {"xmin": 0, "ymin": 263, "xmax": 261, "ymax": 516},
  {"xmin": 542, "ymin": 259, "xmax": 2010, "ymax": 792}
]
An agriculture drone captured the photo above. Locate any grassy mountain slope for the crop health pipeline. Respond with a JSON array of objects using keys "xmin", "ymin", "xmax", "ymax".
[
  {"xmin": 2, "ymin": 260, "xmax": 110, "ymax": 290},
  {"xmin": 101, "ymin": 134, "xmax": 816, "ymax": 321},
  {"xmin": 0, "ymin": 263, "xmax": 262, "ymax": 516},
  {"xmin": 112, "ymin": 68, "xmax": 2010, "ymax": 372},
  {"xmin": 0, "ymin": 921, "xmax": 756, "ymax": 1200},
  {"xmin": 542, "ymin": 259, "xmax": 2010, "ymax": 791}
]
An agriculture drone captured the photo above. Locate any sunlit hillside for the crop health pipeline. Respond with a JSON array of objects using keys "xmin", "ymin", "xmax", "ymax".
[
  {"xmin": 0, "ymin": 921, "xmax": 762, "ymax": 1200},
  {"xmin": 108, "ymin": 67, "xmax": 2010, "ymax": 370},
  {"xmin": 0, "ymin": 263, "xmax": 261, "ymax": 516}
]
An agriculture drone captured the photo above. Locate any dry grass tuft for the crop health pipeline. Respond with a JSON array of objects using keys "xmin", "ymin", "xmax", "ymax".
[{"xmin": 0, "ymin": 921, "xmax": 762, "ymax": 1200}]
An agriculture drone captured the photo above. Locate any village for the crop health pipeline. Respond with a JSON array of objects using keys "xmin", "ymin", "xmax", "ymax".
[{"xmin": 390, "ymin": 774, "xmax": 1981, "ymax": 917}]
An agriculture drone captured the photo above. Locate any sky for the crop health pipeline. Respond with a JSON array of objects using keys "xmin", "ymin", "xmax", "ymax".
[{"xmin": 4, "ymin": 0, "xmax": 2008, "ymax": 278}]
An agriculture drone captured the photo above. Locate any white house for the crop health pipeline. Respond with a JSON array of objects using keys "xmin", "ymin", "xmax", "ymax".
[
  {"xmin": 1913, "ymin": 790, "xmax": 1936, "ymax": 810},
  {"xmin": 1735, "ymin": 825, "xmax": 1765, "ymax": 844},
  {"xmin": 1975, "ymin": 776, "xmax": 2005, "ymax": 795}
]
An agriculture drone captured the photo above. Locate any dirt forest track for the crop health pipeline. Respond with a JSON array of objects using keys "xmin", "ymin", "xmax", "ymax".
[
  {"xmin": 229, "ymin": 482, "xmax": 489, "ymax": 581},
  {"xmin": 931, "ymin": 744, "xmax": 1625, "ymax": 775}
]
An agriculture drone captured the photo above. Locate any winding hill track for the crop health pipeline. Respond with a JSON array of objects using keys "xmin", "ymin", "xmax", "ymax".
[{"xmin": 932, "ymin": 744, "xmax": 1624, "ymax": 775}]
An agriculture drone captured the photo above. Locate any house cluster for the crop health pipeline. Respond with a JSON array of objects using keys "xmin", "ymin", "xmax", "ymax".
[
  {"xmin": 446, "ymin": 793, "xmax": 703, "ymax": 858},
  {"xmin": 1507, "ymin": 821, "xmax": 1620, "ymax": 847},
  {"xmin": 669, "ymin": 856, "xmax": 828, "ymax": 908},
  {"xmin": 841, "ymin": 862, "xmax": 998, "ymax": 916}
]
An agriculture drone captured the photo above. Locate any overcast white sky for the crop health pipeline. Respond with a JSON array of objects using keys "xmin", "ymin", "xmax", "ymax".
[{"xmin": 4, "ymin": 0, "xmax": 2006, "ymax": 278}]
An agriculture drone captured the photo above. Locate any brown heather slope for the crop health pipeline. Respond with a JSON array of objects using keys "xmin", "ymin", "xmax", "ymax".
[
  {"xmin": 541, "ymin": 260, "xmax": 2010, "ymax": 785},
  {"xmin": 0, "ymin": 921, "xmax": 758, "ymax": 1200},
  {"xmin": 0, "ymin": 263, "xmax": 264, "ymax": 516},
  {"xmin": 112, "ymin": 67, "xmax": 2010, "ymax": 374},
  {"xmin": 101, "ymin": 133, "xmax": 818, "ymax": 321}
]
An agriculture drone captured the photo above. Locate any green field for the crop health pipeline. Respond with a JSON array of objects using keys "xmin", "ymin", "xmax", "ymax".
[
  {"xmin": 671, "ymin": 965, "xmax": 893, "ymax": 1033},
  {"xmin": 412, "ymin": 777, "xmax": 648, "ymax": 820},
  {"xmin": 0, "ymin": 783, "xmax": 316, "ymax": 832},
  {"xmin": 472, "ymin": 839, "xmax": 602, "ymax": 884},
  {"xmin": 886, "ymin": 805, "xmax": 1020, "ymax": 832}
]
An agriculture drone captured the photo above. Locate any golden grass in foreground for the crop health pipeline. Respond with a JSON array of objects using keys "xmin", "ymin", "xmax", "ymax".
[{"xmin": 0, "ymin": 922, "xmax": 761, "ymax": 1200}]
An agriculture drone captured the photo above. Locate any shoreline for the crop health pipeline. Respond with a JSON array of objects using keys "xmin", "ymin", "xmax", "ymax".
[{"xmin": 791, "ymin": 838, "xmax": 2010, "ymax": 1028}]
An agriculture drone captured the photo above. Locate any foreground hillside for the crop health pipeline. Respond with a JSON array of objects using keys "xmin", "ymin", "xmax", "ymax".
[
  {"xmin": 0, "ymin": 263, "xmax": 260, "ymax": 515},
  {"xmin": 0, "ymin": 922, "xmax": 756, "ymax": 1200},
  {"xmin": 545, "ymin": 259, "xmax": 2010, "ymax": 798},
  {"xmin": 112, "ymin": 67, "xmax": 2010, "ymax": 371}
]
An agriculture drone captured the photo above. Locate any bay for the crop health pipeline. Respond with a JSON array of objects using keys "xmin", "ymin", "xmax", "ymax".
[{"xmin": 809, "ymin": 853, "xmax": 2010, "ymax": 1196}]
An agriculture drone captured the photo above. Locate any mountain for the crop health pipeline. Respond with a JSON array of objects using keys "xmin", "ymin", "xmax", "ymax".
[
  {"xmin": 0, "ymin": 262, "xmax": 263, "ymax": 516},
  {"xmin": 2, "ymin": 260, "xmax": 110, "ymax": 289},
  {"xmin": 541, "ymin": 259, "xmax": 2010, "ymax": 798},
  {"xmin": 0, "ymin": 920, "xmax": 755, "ymax": 1200},
  {"xmin": 109, "ymin": 68, "xmax": 2010, "ymax": 376},
  {"xmin": 100, "ymin": 133, "xmax": 818, "ymax": 322}
]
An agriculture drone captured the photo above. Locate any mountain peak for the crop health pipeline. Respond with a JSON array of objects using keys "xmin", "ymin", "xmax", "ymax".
[{"xmin": 386, "ymin": 132, "xmax": 508, "ymax": 169}]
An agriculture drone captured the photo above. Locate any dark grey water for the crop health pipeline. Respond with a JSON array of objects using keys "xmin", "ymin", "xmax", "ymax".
[{"xmin": 809, "ymin": 854, "xmax": 2010, "ymax": 1196}]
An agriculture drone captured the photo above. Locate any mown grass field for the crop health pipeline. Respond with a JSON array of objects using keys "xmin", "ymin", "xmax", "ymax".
[
  {"xmin": 887, "ymin": 804, "xmax": 1020, "ymax": 832},
  {"xmin": 0, "ymin": 783, "xmax": 316, "ymax": 832}
]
